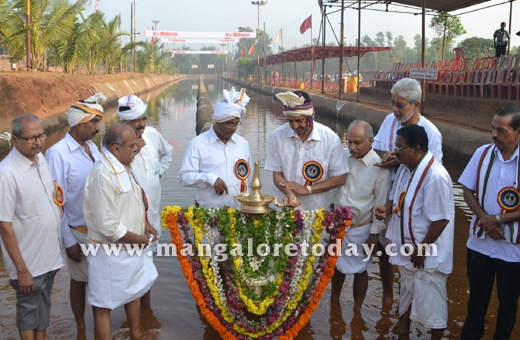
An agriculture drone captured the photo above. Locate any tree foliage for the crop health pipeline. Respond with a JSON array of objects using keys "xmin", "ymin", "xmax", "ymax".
[{"xmin": 430, "ymin": 13, "xmax": 466, "ymax": 60}]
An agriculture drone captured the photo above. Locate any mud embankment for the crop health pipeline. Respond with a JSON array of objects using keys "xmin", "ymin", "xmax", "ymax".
[{"xmin": 0, "ymin": 72, "xmax": 184, "ymax": 152}]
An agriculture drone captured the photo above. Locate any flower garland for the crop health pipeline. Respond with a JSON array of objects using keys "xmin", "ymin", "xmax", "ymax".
[{"xmin": 161, "ymin": 205, "xmax": 352, "ymax": 339}]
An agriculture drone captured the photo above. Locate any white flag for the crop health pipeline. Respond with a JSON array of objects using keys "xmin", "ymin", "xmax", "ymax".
[{"xmin": 274, "ymin": 29, "xmax": 282, "ymax": 44}]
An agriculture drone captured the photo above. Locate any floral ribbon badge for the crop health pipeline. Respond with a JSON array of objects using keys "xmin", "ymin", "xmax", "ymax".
[
  {"xmin": 498, "ymin": 186, "xmax": 520, "ymax": 213},
  {"xmin": 302, "ymin": 161, "xmax": 324, "ymax": 186},
  {"xmin": 53, "ymin": 182, "xmax": 65, "ymax": 212},
  {"xmin": 392, "ymin": 190, "xmax": 406, "ymax": 217},
  {"xmin": 235, "ymin": 159, "xmax": 250, "ymax": 193}
]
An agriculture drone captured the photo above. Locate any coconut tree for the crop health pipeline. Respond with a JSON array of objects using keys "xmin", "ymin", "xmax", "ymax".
[{"xmin": 100, "ymin": 14, "xmax": 130, "ymax": 74}]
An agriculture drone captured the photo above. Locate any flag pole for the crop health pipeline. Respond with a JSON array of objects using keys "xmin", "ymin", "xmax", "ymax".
[
  {"xmin": 310, "ymin": 24, "xmax": 314, "ymax": 90},
  {"xmin": 281, "ymin": 29, "xmax": 284, "ymax": 86}
]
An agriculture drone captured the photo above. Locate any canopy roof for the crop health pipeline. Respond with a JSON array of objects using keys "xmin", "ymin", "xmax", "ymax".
[
  {"xmin": 258, "ymin": 46, "xmax": 391, "ymax": 66},
  {"xmin": 335, "ymin": 0, "xmax": 492, "ymax": 13},
  {"xmin": 391, "ymin": 0, "xmax": 491, "ymax": 12}
]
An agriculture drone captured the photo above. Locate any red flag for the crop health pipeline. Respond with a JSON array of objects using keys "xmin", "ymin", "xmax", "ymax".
[
  {"xmin": 240, "ymin": 49, "xmax": 245, "ymax": 57},
  {"xmin": 300, "ymin": 15, "xmax": 312, "ymax": 34}
]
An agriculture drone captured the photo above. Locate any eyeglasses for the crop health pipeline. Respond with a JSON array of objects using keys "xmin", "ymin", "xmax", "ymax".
[
  {"xmin": 394, "ymin": 145, "xmax": 411, "ymax": 152},
  {"xmin": 17, "ymin": 133, "xmax": 47, "ymax": 144},
  {"xmin": 389, "ymin": 100, "xmax": 410, "ymax": 109},
  {"xmin": 222, "ymin": 121, "xmax": 242, "ymax": 128}
]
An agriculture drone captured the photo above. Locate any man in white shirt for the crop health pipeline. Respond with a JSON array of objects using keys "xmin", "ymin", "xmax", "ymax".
[
  {"xmin": 45, "ymin": 93, "xmax": 104, "ymax": 339},
  {"xmin": 117, "ymin": 94, "xmax": 172, "ymax": 328},
  {"xmin": 331, "ymin": 120, "xmax": 391, "ymax": 311},
  {"xmin": 374, "ymin": 125, "xmax": 454, "ymax": 340},
  {"xmin": 265, "ymin": 91, "xmax": 348, "ymax": 210},
  {"xmin": 84, "ymin": 124, "xmax": 157, "ymax": 340},
  {"xmin": 459, "ymin": 106, "xmax": 520, "ymax": 340},
  {"xmin": 178, "ymin": 87, "xmax": 252, "ymax": 208},
  {"xmin": 373, "ymin": 77, "xmax": 443, "ymax": 306},
  {"xmin": 0, "ymin": 114, "xmax": 64, "ymax": 340}
]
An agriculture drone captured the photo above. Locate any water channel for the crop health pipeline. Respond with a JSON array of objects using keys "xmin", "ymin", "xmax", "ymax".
[{"xmin": 0, "ymin": 78, "xmax": 518, "ymax": 339}]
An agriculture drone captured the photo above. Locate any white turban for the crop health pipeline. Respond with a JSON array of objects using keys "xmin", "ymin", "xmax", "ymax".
[
  {"xmin": 275, "ymin": 91, "xmax": 314, "ymax": 117},
  {"xmin": 118, "ymin": 95, "xmax": 148, "ymax": 121},
  {"xmin": 212, "ymin": 87, "xmax": 250, "ymax": 123},
  {"xmin": 67, "ymin": 92, "xmax": 106, "ymax": 127}
]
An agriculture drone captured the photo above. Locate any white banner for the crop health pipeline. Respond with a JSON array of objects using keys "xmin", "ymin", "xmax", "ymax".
[
  {"xmin": 171, "ymin": 50, "xmax": 228, "ymax": 55},
  {"xmin": 144, "ymin": 30, "xmax": 254, "ymax": 39},
  {"xmin": 161, "ymin": 38, "xmax": 237, "ymax": 44},
  {"xmin": 191, "ymin": 65, "xmax": 198, "ymax": 68},
  {"xmin": 410, "ymin": 68, "xmax": 438, "ymax": 80},
  {"xmin": 208, "ymin": 64, "xmax": 214, "ymax": 68}
]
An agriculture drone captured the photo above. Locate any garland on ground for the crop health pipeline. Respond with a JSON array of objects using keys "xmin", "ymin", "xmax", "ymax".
[{"xmin": 162, "ymin": 205, "xmax": 352, "ymax": 339}]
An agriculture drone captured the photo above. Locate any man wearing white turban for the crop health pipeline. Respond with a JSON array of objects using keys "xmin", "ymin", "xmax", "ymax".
[
  {"xmin": 178, "ymin": 87, "xmax": 252, "ymax": 208},
  {"xmin": 265, "ymin": 91, "xmax": 348, "ymax": 210},
  {"xmin": 117, "ymin": 94, "xmax": 172, "ymax": 328},
  {"xmin": 45, "ymin": 92, "xmax": 105, "ymax": 339}
]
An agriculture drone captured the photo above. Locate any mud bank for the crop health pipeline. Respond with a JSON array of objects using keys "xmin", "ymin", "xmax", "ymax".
[
  {"xmin": 221, "ymin": 77, "xmax": 487, "ymax": 165},
  {"xmin": 0, "ymin": 72, "xmax": 184, "ymax": 152}
]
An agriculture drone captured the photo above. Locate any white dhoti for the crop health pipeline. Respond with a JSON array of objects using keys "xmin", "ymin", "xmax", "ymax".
[
  {"xmin": 67, "ymin": 229, "xmax": 89, "ymax": 282},
  {"xmin": 87, "ymin": 241, "xmax": 158, "ymax": 309},
  {"xmin": 398, "ymin": 266, "xmax": 448, "ymax": 329},
  {"xmin": 336, "ymin": 224, "xmax": 373, "ymax": 275}
]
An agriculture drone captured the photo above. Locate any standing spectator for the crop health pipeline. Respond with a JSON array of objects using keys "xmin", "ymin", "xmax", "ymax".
[
  {"xmin": 118, "ymin": 94, "xmax": 172, "ymax": 328},
  {"xmin": 459, "ymin": 106, "xmax": 520, "ymax": 340},
  {"xmin": 46, "ymin": 93, "xmax": 105, "ymax": 340},
  {"xmin": 494, "ymin": 22, "xmax": 511, "ymax": 57},
  {"xmin": 0, "ymin": 114, "xmax": 64, "ymax": 340}
]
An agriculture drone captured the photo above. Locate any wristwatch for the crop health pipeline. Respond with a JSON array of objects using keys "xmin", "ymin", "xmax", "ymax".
[
  {"xmin": 495, "ymin": 214, "xmax": 501, "ymax": 222},
  {"xmin": 306, "ymin": 185, "xmax": 312, "ymax": 195}
]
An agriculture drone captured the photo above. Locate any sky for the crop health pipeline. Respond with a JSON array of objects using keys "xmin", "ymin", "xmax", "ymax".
[{"xmin": 89, "ymin": 0, "xmax": 517, "ymax": 51}]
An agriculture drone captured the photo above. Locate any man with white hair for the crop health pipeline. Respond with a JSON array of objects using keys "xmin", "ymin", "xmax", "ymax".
[
  {"xmin": 265, "ymin": 90, "xmax": 348, "ymax": 210},
  {"xmin": 178, "ymin": 87, "xmax": 252, "ymax": 208},
  {"xmin": 0, "ymin": 114, "xmax": 64, "ymax": 340},
  {"xmin": 373, "ymin": 77, "xmax": 443, "ymax": 306},
  {"xmin": 83, "ymin": 123, "xmax": 157, "ymax": 340},
  {"xmin": 45, "ymin": 93, "xmax": 105, "ymax": 339},
  {"xmin": 331, "ymin": 120, "xmax": 391, "ymax": 311},
  {"xmin": 117, "ymin": 94, "xmax": 172, "ymax": 327}
]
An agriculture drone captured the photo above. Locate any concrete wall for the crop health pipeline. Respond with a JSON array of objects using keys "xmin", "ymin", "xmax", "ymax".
[
  {"xmin": 196, "ymin": 77, "xmax": 214, "ymax": 135},
  {"xmin": 0, "ymin": 74, "xmax": 184, "ymax": 153},
  {"xmin": 221, "ymin": 77, "xmax": 488, "ymax": 165}
]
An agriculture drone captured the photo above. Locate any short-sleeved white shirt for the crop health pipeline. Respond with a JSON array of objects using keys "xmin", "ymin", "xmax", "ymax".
[
  {"xmin": 265, "ymin": 122, "xmax": 349, "ymax": 211},
  {"xmin": 373, "ymin": 113, "xmax": 443, "ymax": 163},
  {"xmin": 385, "ymin": 158, "xmax": 454, "ymax": 274},
  {"xmin": 0, "ymin": 148, "xmax": 64, "ymax": 280},
  {"xmin": 458, "ymin": 145, "xmax": 520, "ymax": 262}
]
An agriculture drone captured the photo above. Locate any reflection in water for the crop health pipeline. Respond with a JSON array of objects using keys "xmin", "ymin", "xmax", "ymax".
[{"xmin": 1, "ymin": 79, "xmax": 520, "ymax": 339}]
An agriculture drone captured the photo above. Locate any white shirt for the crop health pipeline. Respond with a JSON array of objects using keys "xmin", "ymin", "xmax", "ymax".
[
  {"xmin": 334, "ymin": 148, "xmax": 391, "ymax": 234},
  {"xmin": 45, "ymin": 132, "xmax": 99, "ymax": 248},
  {"xmin": 178, "ymin": 126, "xmax": 252, "ymax": 208},
  {"xmin": 386, "ymin": 157, "xmax": 454, "ymax": 274},
  {"xmin": 84, "ymin": 157, "xmax": 146, "ymax": 243},
  {"xmin": 132, "ymin": 127, "xmax": 172, "ymax": 235},
  {"xmin": 0, "ymin": 148, "xmax": 64, "ymax": 280},
  {"xmin": 265, "ymin": 122, "xmax": 349, "ymax": 211},
  {"xmin": 373, "ymin": 113, "xmax": 443, "ymax": 163},
  {"xmin": 458, "ymin": 145, "xmax": 520, "ymax": 262}
]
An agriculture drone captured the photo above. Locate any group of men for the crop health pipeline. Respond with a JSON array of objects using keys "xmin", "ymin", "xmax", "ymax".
[
  {"xmin": 0, "ymin": 93, "xmax": 172, "ymax": 340},
  {"xmin": 1, "ymin": 76, "xmax": 519, "ymax": 340}
]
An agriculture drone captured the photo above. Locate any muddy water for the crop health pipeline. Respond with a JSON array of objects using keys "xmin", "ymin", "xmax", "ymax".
[{"xmin": 0, "ymin": 78, "xmax": 518, "ymax": 339}]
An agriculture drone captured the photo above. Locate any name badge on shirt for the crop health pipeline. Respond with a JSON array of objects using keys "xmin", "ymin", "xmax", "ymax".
[
  {"xmin": 53, "ymin": 182, "xmax": 65, "ymax": 211},
  {"xmin": 302, "ymin": 160, "xmax": 324, "ymax": 186},
  {"xmin": 498, "ymin": 187, "xmax": 520, "ymax": 213},
  {"xmin": 235, "ymin": 159, "xmax": 250, "ymax": 193}
]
